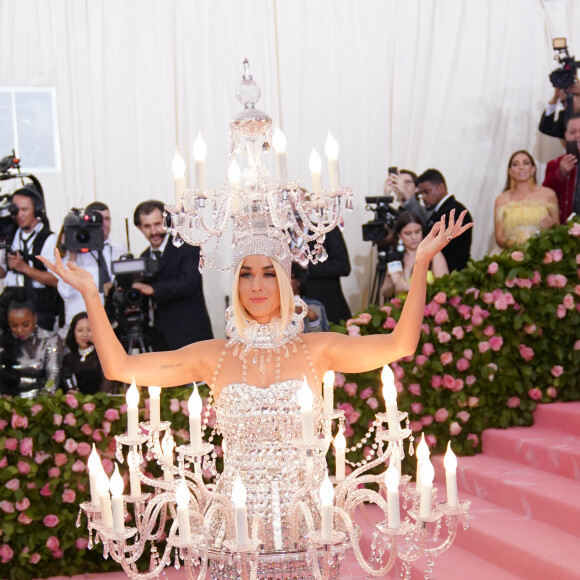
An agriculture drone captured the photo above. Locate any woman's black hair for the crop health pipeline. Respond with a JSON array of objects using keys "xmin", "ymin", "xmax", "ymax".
[
  {"xmin": 7, "ymin": 300, "xmax": 36, "ymax": 317},
  {"xmin": 394, "ymin": 210, "xmax": 427, "ymax": 238},
  {"xmin": 65, "ymin": 312, "xmax": 89, "ymax": 352}
]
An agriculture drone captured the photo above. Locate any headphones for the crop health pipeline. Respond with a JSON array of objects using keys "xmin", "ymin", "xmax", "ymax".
[{"xmin": 11, "ymin": 185, "xmax": 46, "ymax": 219}]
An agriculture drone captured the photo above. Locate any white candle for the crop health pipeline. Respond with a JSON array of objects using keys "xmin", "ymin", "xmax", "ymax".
[
  {"xmin": 416, "ymin": 434, "xmax": 430, "ymax": 495},
  {"xmin": 382, "ymin": 365, "xmax": 400, "ymax": 436},
  {"xmin": 334, "ymin": 430, "xmax": 346, "ymax": 482},
  {"xmin": 324, "ymin": 132, "xmax": 340, "ymax": 189},
  {"xmin": 228, "ymin": 159, "xmax": 241, "ymax": 188},
  {"xmin": 297, "ymin": 379, "xmax": 314, "ymax": 445},
  {"xmin": 309, "ymin": 148, "xmax": 322, "ymax": 194},
  {"xmin": 176, "ymin": 479, "xmax": 192, "ymax": 544},
  {"xmin": 232, "ymin": 477, "xmax": 249, "ymax": 546},
  {"xmin": 148, "ymin": 386, "xmax": 161, "ymax": 430},
  {"xmin": 322, "ymin": 370, "xmax": 335, "ymax": 416},
  {"xmin": 419, "ymin": 459, "xmax": 434, "ymax": 519},
  {"xmin": 192, "ymin": 132, "xmax": 207, "ymax": 190},
  {"xmin": 161, "ymin": 431, "xmax": 174, "ymax": 483},
  {"xmin": 110, "ymin": 464, "xmax": 125, "ymax": 534},
  {"xmin": 385, "ymin": 463, "xmax": 400, "ymax": 529},
  {"xmin": 444, "ymin": 441, "xmax": 459, "ymax": 507},
  {"xmin": 126, "ymin": 380, "xmax": 140, "ymax": 440},
  {"xmin": 320, "ymin": 472, "xmax": 334, "ymax": 542},
  {"xmin": 273, "ymin": 126, "xmax": 288, "ymax": 183},
  {"xmin": 87, "ymin": 444, "xmax": 102, "ymax": 507},
  {"xmin": 128, "ymin": 449, "xmax": 142, "ymax": 499},
  {"xmin": 172, "ymin": 148, "xmax": 186, "ymax": 206},
  {"xmin": 97, "ymin": 470, "xmax": 113, "ymax": 528},
  {"xmin": 188, "ymin": 383, "xmax": 203, "ymax": 453}
]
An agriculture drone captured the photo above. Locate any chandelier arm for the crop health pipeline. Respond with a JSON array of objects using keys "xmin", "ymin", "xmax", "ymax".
[
  {"xmin": 115, "ymin": 538, "xmax": 175, "ymax": 580},
  {"xmin": 422, "ymin": 517, "xmax": 459, "ymax": 558},
  {"xmin": 334, "ymin": 451, "xmax": 389, "ymax": 507},
  {"xmin": 288, "ymin": 500, "xmax": 324, "ymax": 580}
]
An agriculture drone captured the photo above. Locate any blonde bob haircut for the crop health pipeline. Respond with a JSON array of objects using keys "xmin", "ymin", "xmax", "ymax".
[{"xmin": 231, "ymin": 257, "xmax": 295, "ymax": 337}]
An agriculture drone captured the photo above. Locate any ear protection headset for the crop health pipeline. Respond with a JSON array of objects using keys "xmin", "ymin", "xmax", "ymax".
[{"xmin": 11, "ymin": 185, "xmax": 46, "ymax": 219}]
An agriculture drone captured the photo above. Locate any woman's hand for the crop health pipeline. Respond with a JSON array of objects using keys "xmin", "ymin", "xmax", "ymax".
[
  {"xmin": 415, "ymin": 210, "xmax": 472, "ymax": 266},
  {"xmin": 37, "ymin": 248, "xmax": 98, "ymax": 296}
]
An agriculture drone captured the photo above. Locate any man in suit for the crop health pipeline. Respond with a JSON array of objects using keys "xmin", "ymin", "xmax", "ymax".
[
  {"xmin": 132, "ymin": 200, "xmax": 213, "ymax": 350},
  {"xmin": 418, "ymin": 169, "xmax": 473, "ymax": 272},
  {"xmin": 539, "ymin": 84, "xmax": 580, "ymax": 140}
]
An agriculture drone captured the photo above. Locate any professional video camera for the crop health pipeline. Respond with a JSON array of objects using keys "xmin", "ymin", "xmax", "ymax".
[
  {"xmin": 361, "ymin": 196, "xmax": 399, "ymax": 244},
  {"xmin": 550, "ymin": 38, "xmax": 580, "ymax": 89},
  {"xmin": 63, "ymin": 208, "xmax": 104, "ymax": 252}
]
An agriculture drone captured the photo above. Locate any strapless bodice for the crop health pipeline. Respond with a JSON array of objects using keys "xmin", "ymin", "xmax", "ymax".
[{"xmin": 497, "ymin": 199, "xmax": 557, "ymax": 245}]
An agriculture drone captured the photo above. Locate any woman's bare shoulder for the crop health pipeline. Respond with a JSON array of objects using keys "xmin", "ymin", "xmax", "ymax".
[{"xmin": 495, "ymin": 190, "xmax": 511, "ymax": 208}]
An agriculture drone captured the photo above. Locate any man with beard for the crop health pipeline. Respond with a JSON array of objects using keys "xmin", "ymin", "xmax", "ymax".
[{"xmin": 132, "ymin": 200, "xmax": 213, "ymax": 350}]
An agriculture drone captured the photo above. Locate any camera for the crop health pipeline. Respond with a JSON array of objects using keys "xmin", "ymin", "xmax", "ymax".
[
  {"xmin": 63, "ymin": 208, "xmax": 104, "ymax": 252},
  {"xmin": 550, "ymin": 38, "xmax": 580, "ymax": 89},
  {"xmin": 361, "ymin": 196, "xmax": 399, "ymax": 244}
]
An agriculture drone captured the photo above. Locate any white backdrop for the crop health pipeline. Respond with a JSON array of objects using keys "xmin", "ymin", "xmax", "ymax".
[{"xmin": 1, "ymin": 0, "xmax": 579, "ymax": 336}]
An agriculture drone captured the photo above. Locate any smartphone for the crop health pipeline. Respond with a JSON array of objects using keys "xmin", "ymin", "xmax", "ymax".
[
  {"xmin": 388, "ymin": 166, "xmax": 398, "ymax": 175},
  {"xmin": 565, "ymin": 140, "xmax": 579, "ymax": 160}
]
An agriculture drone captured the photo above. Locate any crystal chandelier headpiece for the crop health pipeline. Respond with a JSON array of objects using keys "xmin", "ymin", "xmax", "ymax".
[{"xmin": 165, "ymin": 59, "xmax": 354, "ymax": 273}]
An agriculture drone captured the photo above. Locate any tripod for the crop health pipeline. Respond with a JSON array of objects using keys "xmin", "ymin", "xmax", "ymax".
[{"xmin": 369, "ymin": 250, "xmax": 388, "ymax": 306}]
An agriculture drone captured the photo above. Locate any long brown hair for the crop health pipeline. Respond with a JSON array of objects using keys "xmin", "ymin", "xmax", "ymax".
[{"xmin": 504, "ymin": 150, "xmax": 537, "ymax": 191}]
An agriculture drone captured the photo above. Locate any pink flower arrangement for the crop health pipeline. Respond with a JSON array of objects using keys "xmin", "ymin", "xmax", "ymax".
[
  {"xmin": 358, "ymin": 312, "xmax": 372, "ymax": 324},
  {"xmin": 547, "ymin": 274, "xmax": 567, "ymax": 288},
  {"xmin": 360, "ymin": 387, "xmax": 373, "ymax": 400},
  {"xmin": 422, "ymin": 342, "xmax": 435, "ymax": 356},
  {"xmin": 82, "ymin": 402, "xmax": 96, "ymax": 413},
  {"xmin": 456, "ymin": 357, "xmax": 470, "ymax": 371},
  {"xmin": 478, "ymin": 341, "xmax": 490, "ymax": 353},
  {"xmin": 30, "ymin": 404, "xmax": 43, "ymax": 416},
  {"xmin": 408, "ymin": 384, "xmax": 421, "ymax": 396},
  {"xmin": 347, "ymin": 324, "xmax": 361, "ymax": 335},
  {"xmin": 425, "ymin": 434, "xmax": 437, "ymax": 448},
  {"xmin": 62, "ymin": 489, "xmax": 76, "ymax": 503},
  {"xmin": 518, "ymin": 344, "xmax": 534, "ymax": 361},
  {"xmin": 343, "ymin": 382, "xmax": 357, "ymax": 396},
  {"xmin": 434, "ymin": 408, "xmax": 449, "ymax": 422},
  {"xmin": 43, "ymin": 514, "xmax": 59, "ymax": 528},
  {"xmin": 489, "ymin": 336, "xmax": 503, "ymax": 351},
  {"xmin": 551, "ymin": 365, "xmax": 564, "ymax": 377},
  {"xmin": 20, "ymin": 437, "xmax": 33, "ymax": 457},
  {"xmin": 528, "ymin": 388, "xmax": 543, "ymax": 400},
  {"xmin": 430, "ymin": 375, "xmax": 442, "ymax": 389},
  {"xmin": 452, "ymin": 326, "xmax": 464, "ymax": 340},
  {"xmin": 45, "ymin": 536, "xmax": 60, "ymax": 550},
  {"xmin": 449, "ymin": 421, "xmax": 462, "ymax": 435},
  {"xmin": 438, "ymin": 331, "xmax": 451, "ymax": 343},
  {"xmin": 366, "ymin": 397, "xmax": 379, "ymax": 410},
  {"xmin": 15, "ymin": 498, "xmax": 30, "ymax": 511},
  {"xmin": 568, "ymin": 222, "xmax": 580, "ymax": 236},
  {"xmin": 6, "ymin": 479, "xmax": 20, "ymax": 491},
  {"xmin": 64, "ymin": 439, "xmax": 78, "ymax": 454},
  {"xmin": 510, "ymin": 250, "xmax": 524, "ymax": 261},
  {"xmin": 456, "ymin": 411, "xmax": 471, "ymax": 423},
  {"xmin": 104, "ymin": 408, "xmax": 120, "ymax": 421},
  {"xmin": 0, "ymin": 501, "xmax": 14, "ymax": 514},
  {"xmin": 11, "ymin": 414, "xmax": 28, "ymax": 429},
  {"xmin": 64, "ymin": 393, "xmax": 79, "ymax": 408},
  {"xmin": 487, "ymin": 262, "xmax": 499, "ymax": 274},
  {"xmin": 0, "ymin": 544, "xmax": 14, "ymax": 564},
  {"xmin": 383, "ymin": 317, "xmax": 396, "ymax": 330},
  {"xmin": 411, "ymin": 403, "xmax": 423, "ymax": 414},
  {"xmin": 30, "ymin": 553, "xmax": 41, "ymax": 564}
]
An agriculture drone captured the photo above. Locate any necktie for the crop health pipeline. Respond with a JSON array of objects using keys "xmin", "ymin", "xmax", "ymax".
[
  {"xmin": 97, "ymin": 252, "xmax": 109, "ymax": 292},
  {"xmin": 153, "ymin": 250, "xmax": 162, "ymax": 261}
]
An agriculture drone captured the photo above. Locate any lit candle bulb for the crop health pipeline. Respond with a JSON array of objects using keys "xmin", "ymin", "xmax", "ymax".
[
  {"xmin": 176, "ymin": 479, "xmax": 192, "ymax": 544},
  {"xmin": 385, "ymin": 463, "xmax": 400, "ymax": 529},
  {"xmin": 297, "ymin": 378, "xmax": 314, "ymax": 445},
  {"xmin": 192, "ymin": 131, "xmax": 207, "ymax": 190},
  {"xmin": 188, "ymin": 383, "xmax": 203, "ymax": 454},
  {"xmin": 110, "ymin": 464, "xmax": 125, "ymax": 534},
  {"xmin": 161, "ymin": 431, "xmax": 174, "ymax": 483},
  {"xmin": 382, "ymin": 365, "xmax": 400, "ymax": 437},
  {"xmin": 228, "ymin": 158, "xmax": 241, "ymax": 188},
  {"xmin": 444, "ymin": 441, "xmax": 459, "ymax": 507},
  {"xmin": 272, "ymin": 126, "xmax": 288, "ymax": 183},
  {"xmin": 128, "ymin": 449, "xmax": 142, "ymax": 499},
  {"xmin": 334, "ymin": 430, "xmax": 346, "ymax": 482},
  {"xmin": 419, "ymin": 458, "xmax": 434, "ymax": 519},
  {"xmin": 322, "ymin": 370, "xmax": 335, "ymax": 416},
  {"xmin": 87, "ymin": 443, "xmax": 103, "ymax": 507},
  {"xmin": 324, "ymin": 132, "xmax": 340, "ymax": 189},
  {"xmin": 320, "ymin": 471, "xmax": 334, "ymax": 542},
  {"xmin": 172, "ymin": 148, "xmax": 186, "ymax": 206},
  {"xmin": 416, "ymin": 433, "xmax": 430, "ymax": 495},
  {"xmin": 126, "ymin": 380, "xmax": 140, "ymax": 440},
  {"xmin": 96, "ymin": 470, "xmax": 113, "ymax": 528},
  {"xmin": 148, "ymin": 386, "xmax": 161, "ymax": 430},
  {"xmin": 232, "ymin": 477, "xmax": 249, "ymax": 546},
  {"xmin": 309, "ymin": 147, "xmax": 322, "ymax": 194}
]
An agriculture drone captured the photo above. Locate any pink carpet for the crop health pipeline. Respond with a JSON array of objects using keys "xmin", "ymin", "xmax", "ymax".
[{"xmin": 44, "ymin": 402, "xmax": 580, "ymax": 579}]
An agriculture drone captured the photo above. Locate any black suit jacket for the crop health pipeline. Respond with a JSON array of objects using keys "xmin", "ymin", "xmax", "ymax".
[
  {"xmin": 426, "ymin": 196, "xmax": 473, "ymax": 272},
  {"xmin": 539, "ymin": 110, "xmax": 566, "ymax": 139},
  {"xmin": 141, "ymin": 238, "xmax": 213, "ymax": 350}
]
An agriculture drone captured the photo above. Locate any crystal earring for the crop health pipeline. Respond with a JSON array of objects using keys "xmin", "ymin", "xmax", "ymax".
[{"xmin": 397, "ymin": 238, "xmax": 405, "ymax": 253}]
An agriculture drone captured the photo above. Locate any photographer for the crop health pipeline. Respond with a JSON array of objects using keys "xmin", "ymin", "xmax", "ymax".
[
  {"xmin": 0, "ymin": 186, "xmax": 60, "ymax": 330},
  {"xmin": 385, "ymin": 169, "xmax": 428, "ymax": 223},
  {"xmin": 133, "ymin": 200, "xmax": 213, "ymax": 350},
  {"xmin": 539, "ymin": 84, "xmax": 580, "ymax": 139}
]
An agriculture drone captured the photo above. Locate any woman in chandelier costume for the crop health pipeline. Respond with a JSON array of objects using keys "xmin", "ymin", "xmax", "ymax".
[{"xmin": 40, "ymin": 210, "xmax": 469, "ymax": 576}]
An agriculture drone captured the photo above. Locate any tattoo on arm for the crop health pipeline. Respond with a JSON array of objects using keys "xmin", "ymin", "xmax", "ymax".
[{"xmin": 160, "ymin": 363, "xmax": 184, "ymax": 370}]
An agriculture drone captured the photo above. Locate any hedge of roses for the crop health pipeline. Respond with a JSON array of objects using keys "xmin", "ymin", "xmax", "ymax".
[{"xmin": 332, "ymin": 220, "xmax": 580, "ymax": 463}]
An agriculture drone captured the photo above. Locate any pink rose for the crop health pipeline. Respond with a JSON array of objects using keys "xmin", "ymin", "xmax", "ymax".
[
  {"xmin": 76, "ymin": 442, "xmax": 92, "ymax": 457},
  {"xmin": 0, "ymin": 419, "xmax": 6, "ymax": 430},
  {"xmin": 468, "ymin": 397, "xmax": 479, "ymax": 407},
  {"xmin": 551, "ymin": 365, "xmax": 564, "ymax": 377},
  {"xmin": 30, "ymin": 553, "xmax": 41, "ymax": 564},
  {"xmin": 461, "ymin": 349, "xmax": 472, "ymax": 361},
  {"xmin": 82, "ymin": 402, "xmax": 96, "ymax": 413},
  {"xmin": 457, "ymin": 304, "xmax": 471, "ymax": 319},
  {"xmin": 81, "ymin": 423, "xmax": 93, "ymax": 436},
  {"xmin": 11, "ymin": 413, "xmax": 28, "ymax": 429},
  {"xmin": 346, "ymin": 317, "xmax": 362, "ymax": 326},
  {"xmin": 552, "ymin": 248, "xmax": 563, "ymax": 262},
  {"xmin": 575, "ymin": 340, "xmax": 580, "ymax": 350},
  {"xmin": 62, "ymin": 489, "xmax": 76, "ymax": 503},
  {"xmin": 6, "ymin": 478, "xmax": 20, "ymax": 491},
  {"xmin": 65, "ymin": 393, "xmax": 79, "ymax": 408},
  {"xmin": 433, "ymin": 291, "xmax": 447, "ymax": 304},
  {"xmin": 347, "ymin": 324, "xmax": 361, "ymax": 336},
  {"xmin": 348, "ymin": 411, "xmax": 361, "ymax": 424},
  {"xmin": 40, "ymin": 483, "xmax": 52, "ymax": 497},
  {"xmin": 360, "ymin": 387, "xmax": 373, "ymax": 399},
  {"xmin": 483, "ymin": 324, "xmax": 495, "ymax": 337},
  {"xmin": 434, "ymin": 308, "xmax": 449, "ymax": 325},
  {"xmin": 542, "ymin": 251, "xmax": 553, "ymax": 264},
  {"xmin": 518, "ymin": 344, "xmax": 534, "ymax": 361},
  {"xmin": 0, "ymin": 501, "xmax": 14, "ymax": 514},
  {"xmin": 547, "ymin": 274, "xmax": 567, "ymax": 288},
  {"xmin": 434, "ymin": 408, "xmax": 449, "ymax": 422},
  {"xmin": 20, "ymin": 437, "xmax": 33, "ymax": 457},
  {"xmin": 408, "ymin": 384, "xmax": 421, "ymax": 396},
  {"xmin": 411, "ymin": 402, "xmax": 423, "ymax": 414},
  {"xmin": 75, "ymin": 538, "xmax": 89, "ymax": 550},
  {"xmin": 569, "ymin": 223, "xmax": 580, "ymax": 236},
  {"xmin": 15, "ymin": 497, "xmax": 30, "ymax": 511},
  {"xmin": 466, "ymin": 375, "xmax": 476, "ymax": 386},
  {"xmin": 358, "ymin": 312, "xmax": 372, "ymax": 324},
  {"xmin": 17, "ymin": 461, "xmax": 31, "ymax": 475},
  {"xmin": 383, "ymin": 317, "xmax": 396, "ymax": 330},
  {"xmin": 563, "ymin": 293, "xmax": 575, "ymax": 309},
  {"xmin": 487, "ymin": 261, "xmax": 499, "ymax": 274},
  {"xmin": 52, "ymin": 430, "xmax": 66, "ymax": 443},
  {"xmin": 380, "ymin": 304, "xmax": 392, "ymax": 315},
  {"xmin": 343, "ymin": 382, "xmax": 357, "ymax": 397},
  {"xmin": 18, "ymin": 512, "xmax": 32, "ymax": 525},
  {"xmin": 410, "ymin": 421, "xmax": 422, "ymax": 432},
  {"xmin": 440, "ymin": 351, "xmax": 453, "ymax": 365},
  {"xmin": 101, "ymin": 458, "xmax": 114, "ymax": 474},
  {"xmin": 30, "ymin": 404, "xmax": 43, "ymax": 416},
  {"xmin": 467, "ymin": 433, "xmax": 479, "ymax": 447},
  {"xmin": 0, "ymin": 456, "xmax": 6, "ymax": 468},
  {"xmin": 547, "ymin": 386, "xmax": 558, "ymax": 398},
  {"xmin": 0, "ymin": 544, "xmax": 14, "ymax": 564},
  {"xmin": 4, "ymin": 438, "xmax": 18, "ymax": 451},
  {"xmin": 51, "ymin": 548, "xmax": 64, "ymax": 559},
  {"xmin": 43, "ymin": 514, "xmax": 60, "ymax": 528},
  {"xmin": 366, "ymin": 397, "xmax": 379, "ymax": 410},
  {"xmin": 431, "ymin": 375, "xmax": 442, "ymax": 389},
  {"xmin": 53, "ymin": 414, "xmax": 63, "ymax": 426},
  {"xmin": 524, "ymin": 323, "xmax": 537, "ymax": 334},
  {"xmin": 443, "ymin": 374, "xmax": 456, "ymax": 390},
  {"xmin": 422, "ymin": 342, "xmax": 435, "ymax": 356},
  {"xmin": 528, "ymin": 388, "xmax": 543, "ymax": 401},
  {"xmin": 451, "ymin": 326, "xmax": 464, "ymax": 340},
  {"xmin": 425, "ymin": 434, "xmax": 437, "ymax": 448},
  {"xmin": 511, "ymin": 250, "xmax": 524, "ymax": 261},
  {"xmin": 449, "ymin": 421, "xmax": 462, "ymax": 435},
  {"xmin": 71, "ymin": 459, "xmax": 85, "ymax": 473},
  {"xmin": 494, "ymin": 296, "xmax": 508, "ymax": 310},
  {"xmin": 438, "ymin": 331, "xmax": 451, "ymax": 343},
  {"xmin": 104, "ymin": 408, "xmax": 121, "ymax": 421},
  {"xmin": 48, "ymin": 467, "xmax": 61, "ymax": 478},
  {"xmin": 421, "ymin": 415, "xmax": 434, "ymax": 426},
  {"xmin": 54, "ymin": 453, "xmax": 68, "ymax": 466},
  {"xmin": 457, "ymin": 411, "xmax": 471, "ymax": 423},
  {"xmin": 45, "ymin": 536, "xmax": 60, "ymax": 551},
  {"xmin": 506, "ymin": 396, "xmax": 520, "ymax": 408},
  {"xmin": 415, "ymin": 354, "xmax": 427, "ymax": 366},
  {"xmin": 557, "ymin": 304, "xmax": 567, "ymax": 318},
  {"xmin": 334, "ymin": 373, "xmax": 346, "ymax": 387},
  {"xmin": 456, "ymin": 358, "xmax": 470, "ymax": 372},
  {"xmin": 489, "ymin": 336, "xmax": 504, "ymax": 351},
  {"xmin": 64, "ymin": 438, "xmax": 78, "ymax": 453},
  {"xmin": 478, "ymin": 341, "xmax": 490, "ymax": 353}
]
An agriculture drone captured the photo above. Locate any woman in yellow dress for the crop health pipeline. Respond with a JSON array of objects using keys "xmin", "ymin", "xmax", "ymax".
[{"xmin": 494, "ymin": 150, "xmax": 559, "ymax": 249}]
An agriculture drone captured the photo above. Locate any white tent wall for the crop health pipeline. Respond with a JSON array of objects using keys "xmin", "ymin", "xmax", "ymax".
[{"xmin": 1, "ymin": 0, "xmax": 579, "ymax": 337}]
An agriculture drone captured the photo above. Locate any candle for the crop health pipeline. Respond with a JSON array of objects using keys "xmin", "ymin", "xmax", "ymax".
[
  {"xmin": 148, "ymin": 386, "xmax": 161, "ymax": 430},
  {"xmin": 228, "ymin": 159, "xmax": 241, "ymax": 188},
  {"xmin": 309, "ymin": 148, "xmax": 322, "ymax": 194},
  {"xmin": 192, "ymin": 132, "xmax": 207, "ymax": 190},
  {"xmin": 272, "ymin": 126, "xmax": 289, "ymax": 183},
  {"xmin": 416, "ymin": 433, "xmax": 430, "ymax": 495},
  {"xmin": 444, "ymin": 441, "xmax": 458, "ymax": 507},
  {"xmin": 381, "ymin": 365, "xmax": 400, "ymax": 436},
  {"xmin": 322, "ymin": 370, "xmax": 335, "ymax": 416},
  {"xmin": 385, "ymin": 463, "xmax": 400, "ymax": 529},
  {"xmin": 334, "ymin": 430, "xmax": 346, "ymax": 482},
  {"xmin": 324, "ymin": 132, "xmax": 340, "ymax": 189},
  {"xmin": 126, "ymin": 380, "xmax": 140, "ymax": 440},
  {"xmin": 110, "ymin": 464, "xmax": 125, "ymax": 534},
  {"xmin": 176, "ymin": 479, "xmax": 192, "ymax": 544},
  {"xmin": 88, "ymin": 444, "xmax": 103, "ymax": 507},
  {"xmin": 188, "ymin": 383, "xmax": 203, "ymax": 454},
  {"xmin": 319, "ymin": 472, "xmax": 334, "ymax": 542},
  {"xmin": 96, "ymin": 470, "xmax": 113, "ymax": 528},
  {"xmin": 232, "ymin": 477, "xmax": 249, "ymax": 546},
  {"xmin": 297, "ymin": 379, "xmax": 314, "ymax": 445},
  {"xmin": 172, "ymin": 148, "xmax": 186, "ymax": 206},
  {"xmin": 128, "ymin": 449, "xmax": 142, "ymax": 499},
  {"xmin": 419, "ymin": 459, "xmax": 434, "ymax": 519},
  {"xmin": 161, "ymin": 431, "xmax": 174, "ymax": 483}
]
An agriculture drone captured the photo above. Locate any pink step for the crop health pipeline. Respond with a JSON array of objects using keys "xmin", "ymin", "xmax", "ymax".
[
  {"xmin": 432, "ymin": 454, "xmax": 580, "ymax": 537},
  {"xmin": 482, "ymin": 425, "xmax": 580, "ymax": 480},
  {"xmin": 533, "ymin": 402, "xmax": 580, "ymax": 436}
]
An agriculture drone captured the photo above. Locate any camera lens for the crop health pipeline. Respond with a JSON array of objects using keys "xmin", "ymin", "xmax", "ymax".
[
  {"xmin": 75, "ymin": 231, "xmax": 90, "ymax": 244},
  {"xmin": 125, "ymin": 288, "xmax": 143, "ymax": 307}
]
